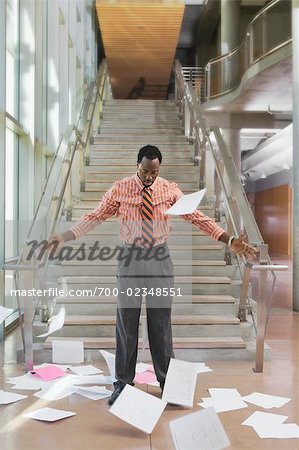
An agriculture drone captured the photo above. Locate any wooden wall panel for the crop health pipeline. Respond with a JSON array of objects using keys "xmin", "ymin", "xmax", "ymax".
[
  {"xmin": 254, "ymin": 184, "xmax": 292, "ymax": 256},
  {"xmin": 96, "ymin": 1, "xmax": 185, "ymax": 99}
]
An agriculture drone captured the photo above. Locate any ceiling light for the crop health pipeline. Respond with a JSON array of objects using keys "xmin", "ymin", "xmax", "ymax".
[
  {"xmin": 283, "ymin": 162, "xmax": 290, "ymax": 170},
  {"xmin": 260, "ymin": 170, "xmax": 266, "ymax": 179}
]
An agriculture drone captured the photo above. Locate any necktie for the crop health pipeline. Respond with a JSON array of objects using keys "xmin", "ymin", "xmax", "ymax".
[{"xmin": 141, "ymin": 188, "xmax": 154, "ymax": 248}]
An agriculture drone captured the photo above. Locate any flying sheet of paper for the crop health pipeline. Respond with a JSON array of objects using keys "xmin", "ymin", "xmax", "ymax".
[
  {"xmin": 52, "ymin": 340, "xmax": 84, "ymax": 364},
  {"xmin": 242, "ymin": 411, "xmax": 288, "ymax": 427},
  {"xmin": 37, "ymin": 307, "xmax": 65, "ymax": 337},
  {"xmin": 23, "ymin": 407, "xmax": 76, "ymax": 422},
  {"xmin": 73, "ymin": 386, "xmax": 112, "ymax": 400},
  {"xmin": 0, "ymin": 306, "xmax": 13, "ymax": 325},
  {"xmin": 166, "ymin": 188, "xmax": 207, "ymax": 215},
  {"xmin": 69, "ymin": 365, "xmax": 103, "ymax": 376},
  {"xmin": 110, "ymin": 384, "xmax": 166, "ymax": 434},
  {"xmin": 162, "ymin": 358, "xmax": 198, "ymax": 407},
  {"xmin": 170, "ymin": 406, "xmax": 230, "ymax": 450},
  {"xmin": 242, "ymin": 392, "xmax": 291, "ymax": 409},
  {"xmin": 134, "ymin": 370, "xmax": 157, "ymax": 384},
  {"xmin": 31, "ymin": 364, "xmax": 66, "ymax": 381},
  {"xmin": 0, "ymin": 390, "xmax": 28, "ymax": 404},
  {"xmin": 109, "ymin": 385, "xmax": 167, "ymax": 434},
  {"xmin": 99, "ymin": 350, "xmax": 116, "ymax": 381}
]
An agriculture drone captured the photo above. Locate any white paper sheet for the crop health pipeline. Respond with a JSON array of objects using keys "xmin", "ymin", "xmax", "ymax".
[
  {"xmin": 242, "ymin": 392, "xmax": 291, "ymax": 409},
  {"xmin": 109, "ymin": 385, "xmax": 167, "ymax": 434},
  {"xmin": 170, "ymin": 406, "xmax": 230, "ymax": 450},
  {"xmin": 135, "ymin": 362, "xmax": 154, "ymax": 373},
  {"xmin": 253, "ymin": 423, "xmax": 299, "ymax": 439},
  {"xmin": 73, "ymin": 385, "xmax": 112, "ymax": 400},
  {"xmin": 198, "ymin": 398, "xmax": 248, "ymax": 413},
  {"xmin": 193, "ymin": 362, "xmax": 213, "ymax": 374},
  {"xmin": 23, "ymin": 407, "xmax": 76, "ymax": 422},
  {"xmin": 69, "ymin": 365, "xmax": 103, "ymax": 376},
  {"xmin": 52, "ymin": 340, "xmax": 84, "ymax": 364},
  {"xmin": 37, "ymin": 307, "xmax": 65, "ymax": 338},
  {"xmin": 242, "ymin": 411, "xmax": 288, "ymax": 427},
  {"xmin": 71, "ymin": 374, "xmax": 110, "ymax": 385},
  {"xmin": 34, "ymin": 385, "xmax": 75, "ymax": 401},
  {"xmin": 198, "ymin": 388, "xmax": 248, "ymax": 413},
  {"xmin": 0, "ymin": 306, "xmax": 13, "ymax": 325},
  {"xmin": 166, "ymin": 188, "xmax": 206, "ymax": 215},
  {"xmin": 8, "ymin": 372, "xmax": 48, "ymax": 390},
  {"xmin": 0, "ymin": 390, "xmax": 28, "ymax": 404},
  {"xmin": 99, "ymin": 350, "xmax": 116, "ymax": 381},
  {"xmin": 162, "ymin": 358, "xmax": 198, "ymax": 407}
]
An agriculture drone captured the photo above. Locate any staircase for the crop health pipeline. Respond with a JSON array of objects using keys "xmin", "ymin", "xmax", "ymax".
[{"xmin": 39, "ymin": 99, "xmax": 256, "ymax": 361}]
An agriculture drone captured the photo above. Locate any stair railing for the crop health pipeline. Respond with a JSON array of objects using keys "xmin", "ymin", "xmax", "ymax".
[
  {"xmin": 174, "ymin": 59, "xmax": 288, "ymax": 372},
  {"xmin": 2, "ymin": 60, "xmax": 111, "ymax": 371}
]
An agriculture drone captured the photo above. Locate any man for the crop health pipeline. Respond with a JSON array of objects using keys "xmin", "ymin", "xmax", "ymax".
[{"xmin": 49, "ymin": 145, "xmax": 256, "ymax": 405}]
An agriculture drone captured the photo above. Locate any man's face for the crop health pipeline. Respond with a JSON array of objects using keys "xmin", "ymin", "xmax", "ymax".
[{"xmin": 137, "ymin": 157, "xmax": 160, "ymax": 187}]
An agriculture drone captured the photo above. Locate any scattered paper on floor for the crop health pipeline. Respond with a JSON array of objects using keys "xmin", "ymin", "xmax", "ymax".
[
  {"xmin": 170, "ymin": 406, "xmax": 230, "ymax": 450},
  {"xmin": 23, "ymin": 407, "xmax": 76, "ymax": 422}
]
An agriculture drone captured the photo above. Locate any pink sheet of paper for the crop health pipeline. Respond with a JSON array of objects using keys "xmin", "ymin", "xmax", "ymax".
[
  {"xmin": 134, "ymin": 370, "xmax": 157, "ymax": 384},
  {"xmin": 31, "ymin": 365, "xmax": 66, "ymax": 381}
]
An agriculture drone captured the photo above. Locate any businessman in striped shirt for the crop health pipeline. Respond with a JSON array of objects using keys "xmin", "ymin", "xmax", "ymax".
[{"xmin": 50, "ymin": 145, "xmax": 256, "ymax": 405}]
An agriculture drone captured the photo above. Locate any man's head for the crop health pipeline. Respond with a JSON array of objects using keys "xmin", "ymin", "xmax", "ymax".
[{"xmin": 137, "ymin": 145, "xmax": 162, "ymax": 187}]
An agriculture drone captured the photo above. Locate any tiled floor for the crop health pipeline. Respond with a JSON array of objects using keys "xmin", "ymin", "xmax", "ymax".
[{"xmin": 0, "ymin": 256, "xmax": 298, "ymax": 450}]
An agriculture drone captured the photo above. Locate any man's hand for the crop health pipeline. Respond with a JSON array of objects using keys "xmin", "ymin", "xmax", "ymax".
[
  {"xmin": 230, "ymin": 233, "xmax": 257, "ymax": 261},
  {"xmin": 47, "ymin": 234, "xmax": 65, "ymax": 253}
]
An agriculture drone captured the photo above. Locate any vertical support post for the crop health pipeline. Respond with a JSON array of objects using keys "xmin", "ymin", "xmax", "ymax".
[
  {"xmin": 254, "ymin": 243, "xmax": 269, "ymax": 373},
  {"xmin": 0, "ymin": 0, "xmax": 6, "ymax": 364},
  {"xmin": 22, "ymin": 270, "xmax": 34, "ymax": 371},
  {"xmin": 238, "ymin": 262, "xmax": 253, "ymax": 321}
]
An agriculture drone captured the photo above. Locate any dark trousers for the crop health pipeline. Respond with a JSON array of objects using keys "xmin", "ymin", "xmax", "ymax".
[{"xmin": 115, "ymin": 243, "xmax": 174, "ymax": 386}]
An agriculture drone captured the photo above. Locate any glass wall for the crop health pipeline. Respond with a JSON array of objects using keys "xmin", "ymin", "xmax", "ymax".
[{"xmin": 0, "ymin": 0, "xmax": 98, "ymax": 328}]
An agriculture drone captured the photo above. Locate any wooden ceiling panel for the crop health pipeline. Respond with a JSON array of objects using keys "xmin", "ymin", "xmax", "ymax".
[{"xmin": 96, "ymin": 1, "xmax": 185, "ymax": 99}]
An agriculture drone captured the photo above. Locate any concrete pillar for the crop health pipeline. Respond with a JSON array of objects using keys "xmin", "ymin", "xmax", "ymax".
[
  {"xmin": 0, "ymin": 0, "xmax": 6, "ymax": 354},
  {"xmin": 292, "ymin": 0, "xmax": 299, "ymax": 311},
  {"xmin": 221, "ymin": 0, "xmax": 241, "ymax": 94},
  {"xmin": 221, "ymin": 0, "xmax": 242, "ymax": 233}
]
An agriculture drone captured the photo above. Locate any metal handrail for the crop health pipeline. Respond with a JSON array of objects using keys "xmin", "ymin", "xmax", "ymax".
[
  {"xmin": 174, "ymin": 59, "xmax": 285, "ymax": 371},
  {"xmin": 205, "ymin": 0, "xmax": 291, "ymax": 100},
  {"xmin": 2, "ymin": 60, "xmax": 110, "ymax": 371}
]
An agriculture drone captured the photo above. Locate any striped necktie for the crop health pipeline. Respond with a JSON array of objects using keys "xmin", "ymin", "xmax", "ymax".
[{"xmin": 141, "ymin": 187, "xmax": 154, "ymax": 248}]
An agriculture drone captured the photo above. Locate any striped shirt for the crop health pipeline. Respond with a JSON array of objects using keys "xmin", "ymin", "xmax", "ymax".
[{"xmin": 70, "ymin": 174, "xmax": 225, "ymax": 245}]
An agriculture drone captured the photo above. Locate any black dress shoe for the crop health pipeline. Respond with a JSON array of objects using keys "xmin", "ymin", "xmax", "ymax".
[{"xmin": 108, "ymin": 383, "xmax": 125, "ymax": 405}]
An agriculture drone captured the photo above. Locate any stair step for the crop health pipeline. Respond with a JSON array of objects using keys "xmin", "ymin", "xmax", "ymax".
[
  {"xmin": 61, "ymin": 314, "xmax": 240, "ymax": 326},
  {"xmin": 53, "ymin": 294, "xmax": 236, "ymax": 304},
  {"xmin": 44, "ymin": 336, "xmax": 246, "ymax": 349},
  {"xmin": 60, "ymin": 259, "xmax": 226, "ymax": 267},
  {"xmin": 57, "ymin": 275, "xmax": 230, "ymax": 284}
]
